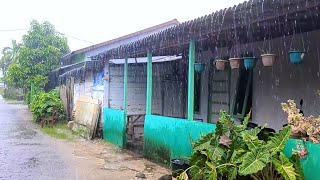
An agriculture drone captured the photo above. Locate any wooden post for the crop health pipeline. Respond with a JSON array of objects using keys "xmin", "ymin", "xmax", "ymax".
[
  {"xmin": 123, "ymin": 58, "xmax": 128, "ymax": 113},
  {"xmin": 187, "ymin": 39, "xmax": 195, "ymax": 121},
  {"xmin": 146, "ymin": 51, "xmax": 152, "ymax": 115},
  {"xmin": 103, "ymin": 60, "xmax": 110, "ymax": 108}
]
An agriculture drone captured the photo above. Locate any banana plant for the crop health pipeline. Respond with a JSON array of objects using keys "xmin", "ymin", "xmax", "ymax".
[{"xmin": 177, "ymin": 111, "xmax": 304, "ymax": 180}]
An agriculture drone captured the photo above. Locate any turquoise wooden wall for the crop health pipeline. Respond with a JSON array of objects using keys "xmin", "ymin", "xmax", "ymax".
[
  {"xmin": 144, "ymin": 115, "xmax": 216, "ymax": 164},
  {"xmin": 283, "ymin": 139, "xmax": 320, "ymax": 180},
  {"xmin": 103, "ymin": 108, "xmax": 126, "ymax": 147}
]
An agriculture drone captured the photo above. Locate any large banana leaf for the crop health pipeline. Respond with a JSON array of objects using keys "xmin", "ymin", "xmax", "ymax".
[
  {"xmin": 246, "ymin": 128, "xmax": 261, "ymax": 136},
  {"xmin": 189, "ymin": 151, "xmax": 208, "ymax": 168},
  {"xmin": 206, "ymin": 162, "xmax": 217, "ymax": 180},
  {"xmin": 193, "ymin": 132, "xmax": 215, "ymax": 150},
  {"xmin": 227, "ymin": 167, "xmax": 238, "ymax": 180},
  {"xmin": 230, "ymin": 149, "xmax": 246, "ymax": 164},
  {"xmin": 241, "ymin": 129, "xmax": 263, "ymax": 150},
  {"xmin": 207, "ymin": 146, "xmax": 225, "ymax": 163},
  {"xmin": 266, "ymin": 126, "xmax": 292, "ymax": 154},
  {"xmin": 238, "ymin": 148, "xmax": 271, "ymax": 175},
  {"xmin": 272, "ymin": 152, "xmax": 297, "ymax": 180},
  {"xmin": 193, "ymin": 141, "xmax": 211, "ymax": 151}
]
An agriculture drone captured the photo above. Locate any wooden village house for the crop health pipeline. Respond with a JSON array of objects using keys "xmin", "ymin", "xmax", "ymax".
[{"xmin": 49, "ymin": 0, "xmax": 320, "ymax": 179}]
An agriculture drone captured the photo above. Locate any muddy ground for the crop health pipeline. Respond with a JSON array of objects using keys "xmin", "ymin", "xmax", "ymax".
[{"xmin": 0, "ymin": 97, "xmax": 170, "ymax": 180}]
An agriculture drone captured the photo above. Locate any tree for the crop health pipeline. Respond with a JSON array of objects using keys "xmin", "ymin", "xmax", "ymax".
[
  {"xmin": 0, "ymin": 40, "xmax": 21, "ymax": 77},
  {"xmin": 5, "ymin": 20, "xmax": 70, "ymax": 91}
]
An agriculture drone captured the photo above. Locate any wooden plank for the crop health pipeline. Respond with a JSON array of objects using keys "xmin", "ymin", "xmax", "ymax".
[
  {"xmin": 79, "ymin": 95, "xmax": 99, "ymax": 104},
  {"xmin": 211, "ymin": 90, "xmax": 228, "ymax": 94},
  {"xmin": 211, "ymin": 101, "xmax": 229, "ymax": 105},
  {"xmin": 104, "ymin": 60, "xmax": 110, "ymax": 108},
  {"xmin": 187, "ymin": 39, "xmax": 195, "ymax": 121},
  {"xmin": 74, "ymin": 96, "xmax": 100, "ymax": 139}
]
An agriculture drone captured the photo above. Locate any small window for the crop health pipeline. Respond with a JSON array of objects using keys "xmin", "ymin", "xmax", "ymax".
[{"xmin": 194, "ymin": 73, "xmax": 201, "ymax": 113}]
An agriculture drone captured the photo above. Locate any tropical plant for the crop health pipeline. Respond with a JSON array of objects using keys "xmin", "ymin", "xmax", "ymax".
[
  {"xmin": 2, "ymin": 86, "xmax": 18, "ymax": 100},
  {"xmin": 177, "ymin": 111, "xmax": 304, "ymax": 180},
  {"xmin": 29, "ymin": 89, "xmax": 65, "ymax": 122},
  {"xmin": 4, "ymin": 20, "xmax": 69, "ymax": 92},
  {"xmin": 281, "ymin": 100, "xmax": 320, "ymax": 143},
  {"xmin": 0, "ymin": 40, "xmax": 21, "ymax": 77}
]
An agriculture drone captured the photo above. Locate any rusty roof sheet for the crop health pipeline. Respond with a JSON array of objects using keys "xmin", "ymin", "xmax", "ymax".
[{"xmin": 92, "ymin": 0, "xmax": 320, "ymax": 60}]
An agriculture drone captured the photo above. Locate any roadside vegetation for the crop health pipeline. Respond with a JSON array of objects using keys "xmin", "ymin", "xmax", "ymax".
[
  {"xmin": 0, "ymin": 20, "xmax": 70, "ymax": 137},
  {"xmin": 177, "ymin": 111, "xmax": 304, "ymax": 180},
  {"xmin": 29, "ymin": 89, "xmax": 65, "ymax": 122}
]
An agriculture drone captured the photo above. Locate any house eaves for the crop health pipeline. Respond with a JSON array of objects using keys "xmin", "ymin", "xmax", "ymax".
[
  {"xmin": 61, "ymin": 19, "xmax": 180, "ymax": 60},
  {"xmin": 91, "ymin": 0, "xmax": 320, "ymax": 60}
]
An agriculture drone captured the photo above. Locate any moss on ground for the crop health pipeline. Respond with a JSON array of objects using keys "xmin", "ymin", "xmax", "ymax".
[{"xmin": 40, "ymin": 123, "xmax": 76, "ymax": 140}]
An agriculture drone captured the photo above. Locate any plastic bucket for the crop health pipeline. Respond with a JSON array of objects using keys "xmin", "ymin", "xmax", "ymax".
[
  {"xmin": 289, "ymin": 51, "xmax": 304, "ymax": 64},
  {"xmin": 229, "ymin": 58, "xmax": 242, "ymax": 69},
  {"xmin": 261, "ymin": 54, "xmax": 276, "ymax": 67},
  {"xmin": 214, "ymin": 60, "xmax": 227, "ymax": 70},
  {"xmin": 243, "ymin": 57, "xmax": 256, "ymax": 69},
  {"xmin": 194, "ymin": 63, "xmax": 204, "ymax": 73}
]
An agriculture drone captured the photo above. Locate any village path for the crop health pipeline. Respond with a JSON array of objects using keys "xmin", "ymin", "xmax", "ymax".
[{"xmin": 0, "ymin": 97, "xmax": 170, "ymax": 180}]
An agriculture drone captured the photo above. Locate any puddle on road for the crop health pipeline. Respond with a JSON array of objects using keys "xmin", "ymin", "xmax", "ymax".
[{"xmin": 21, "ymin": 157, "xmax": 40, "ymax": 168}]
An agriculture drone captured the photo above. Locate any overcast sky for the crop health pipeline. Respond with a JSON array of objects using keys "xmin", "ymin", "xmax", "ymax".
[{"xmin": 0, "ymin": 0, "xmax": 245, "ymax": 54}]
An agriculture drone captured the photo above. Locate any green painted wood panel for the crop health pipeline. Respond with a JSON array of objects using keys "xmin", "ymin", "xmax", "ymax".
[
  {"xmin": 187, "ymin": 39, "xmax": 195, "ymax": 121},
  {"xmin": 283, "ymin": 139, "xmax": 320, "ymax": 180},
  {"xmin": 123, "ymin": 58, "xmax": 128, "ymax": 113},
  {"xmin": 146, "ymin": 51, "xmax": 152, "ymax": 115},
  {"xmin": 144, "ymin": 115, "xmax": 216, "ymax": 164},
  {"xmin": 103, "ymin": 108, "xmax": 126, "ymax": 147}
]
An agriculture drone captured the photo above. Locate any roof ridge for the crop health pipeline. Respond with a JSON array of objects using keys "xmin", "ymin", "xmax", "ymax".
[{"xmin": 62, "ymin": 19, "xmax": 180, "ymax": 59}]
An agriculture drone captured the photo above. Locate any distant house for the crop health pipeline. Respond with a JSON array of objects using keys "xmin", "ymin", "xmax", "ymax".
[{"xmin": 48, "ymin": 19, "xmax": 180, "ymax": 129}]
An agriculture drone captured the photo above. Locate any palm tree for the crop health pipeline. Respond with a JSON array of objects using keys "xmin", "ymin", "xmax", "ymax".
[
  {"xmin": 1, "ymin": 47, "xmax": 13, "ymax": 76},
  {"xmin": 0, "ymin": 40, "xmax": 21, "ymax": 76}
]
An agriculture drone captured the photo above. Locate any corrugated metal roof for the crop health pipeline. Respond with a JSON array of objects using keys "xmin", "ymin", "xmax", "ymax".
[
  {"xmin": 61, "ymin": 19, "xmax": 180, "ymax": 60},
  {"xmin": 92, "ymin": 0, "xmax": 320, "ymax": 60}
]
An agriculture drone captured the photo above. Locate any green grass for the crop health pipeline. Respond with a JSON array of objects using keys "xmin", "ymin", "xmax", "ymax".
[
  {"xmin": 5, "ymin": 99, "xmax": 26, "ymax": 105},
  {"xmin": 40, "ymin": 123, "xmax": 76, "ymax": 140}
]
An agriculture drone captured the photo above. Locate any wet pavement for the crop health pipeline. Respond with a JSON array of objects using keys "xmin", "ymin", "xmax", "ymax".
[
  {"xmin": 0, "ymin": 98, "xmax": 74, "ymax": 180},
  {"xmin": 0, "ymin": 98, "xmax": 170, "ymax": 180}
]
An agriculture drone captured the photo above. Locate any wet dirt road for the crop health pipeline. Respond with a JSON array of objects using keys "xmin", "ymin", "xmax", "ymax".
[
  {"xmin": 0, "ymin": 98, "xmax": 75, "ymax": 179},
  {"xmin": 0, "ymin": 98, "xmax": 170, "ymax": 180}
]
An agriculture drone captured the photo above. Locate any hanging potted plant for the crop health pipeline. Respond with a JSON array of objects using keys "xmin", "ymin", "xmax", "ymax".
[
  {"xmin": 243, "ymin": 41, "xmax": 257, "ymax": 70},
  {"xmin": 259, "ymin": 39, "xmax": 276, "ymax": 67},
  {"xmin": 194, "ymin": 63, "xmax": 204, "ymax": 73},
  {"xmin": 214, "ymin": 59, "xmax": 228, "ymax": 71},
  {"xmin": 243, "ymin": 57, "xmax": 256, "ymax": 69},
  {"xmin": 261, "ymin": 54, "xmax": 276, "ymax": 66},
  {"xmin": 228, "ymin": 38, "xmax": 243, "ymax": 69},
  {"xmin": 288, "ymin": 50, "xmax": 306, "ymax": 64},
  {"xmin": 228, "ymin": 58, "xmax": 242, "ymax": 69},
  {"xmin": 243, "ymin": 56, "xmax": 257, "ymax": 70},
  {"xmin": 288, "ymin": 30, "xmax": 308, "ymax": 64}
]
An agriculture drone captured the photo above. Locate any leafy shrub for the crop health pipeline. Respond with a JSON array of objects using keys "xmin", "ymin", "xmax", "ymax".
[
  {"xmin": 30, "ymin": 89, "xmax": 65, "ymax": 122},
  {"xmin": 2, "ymin": 87, "xmax": 17, "ymax": 99},
  {"xmin": 282, "ymin": 100, "xmax": 320, "ymax": 143},
  {"xmin": 177, "ymin": 111, "xmax": 304, "ymax": 180}
]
